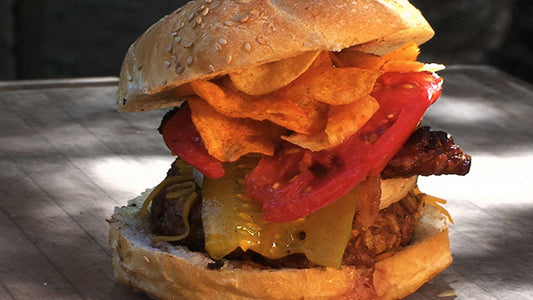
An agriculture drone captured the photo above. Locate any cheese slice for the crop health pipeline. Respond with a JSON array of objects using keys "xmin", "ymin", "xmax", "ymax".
[{"xmin": 202, "ymin": 158, "xmax": 358, "ymax": 268}]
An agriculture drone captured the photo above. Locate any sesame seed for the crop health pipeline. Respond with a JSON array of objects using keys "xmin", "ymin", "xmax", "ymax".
[
  {"xmin": 166, "ymin": 44, "xmax": 173, "ymax": 52},
  {"xmin": 288, "ymin": 175, "xmax": 299, "ymax": 183},
  {"xmin": 202, "ymin": 7, "xmax": 210, "ymax": 16},
  {"xmin": 186, "ymin": 56, "xmax": 194, "ymax": 66},
  {"xmin": 208, "ymin": 64, "xmax": 215, "ymax": 73},
  {"xmin": 175, "ymin": 36, "xmax": 182, "ymax": 43},
  {"xmin": 226, "ymin": 55, "xmax": 233, "ymax": 64},
  {"xmin": 256, "ymin": 35, "xmax": 266, "ymax": 45},
  {"xmin": 224, "ymin": 20, "xmax": 234, "ymax": 27},
  {"xmin": 215, "ymin": 42, "xmax": 222, "ymax": 52},
  {"xmin": 175, "ymin": 65, "xmax": 184, "ymax": 74},
  {"xmin": 218, "ymin": 38, "xmax": 228, "ymax": 45},
  {"xmin": 243, "ymin": 42, "xmax": 251, "ymax": 52},
  {"xmin": 126, "ymin": 74, "xmax": 132, "ymax": 81},
  {"xmin": 171, "ymin": 55, "xmax": 177, "ymax": 62},
  {"xmin": 196, "ymin": 16, "xmax": 203, "ymax": 24},
  {"xmin": 165, "ymin": 61, "xmax": 171, "ymax": 68},
  {"xmin": 188, "ymin": 12, "xmax": 196, "ymax": 22},
  {"xmin": 179, "ymin": 22, "xmax": 185, "ymax": 29},
  {"xmin": 184, "ymin": 41, "xmax": 194, "ymax": 48},
  {"xmin": 233, "ymin": 14, "xmax": 250, "ymax": 23},
  {"xmin": 205, "ymin": 0, "xmax": 212, "ymax": 3},
  {"xmin": 136, "ymin": 64, "xmax": 143, "ymax": 70},
  {"xmin": 176, "ymin": 8, "xmax": 182, "ymax": 14},
  {"xmin": 172, "ymin": 31, "xmax": 178, "ymax": 37},
  {"xmin": 272, "ymin": 182, "xmax": 281, "ymax": 190}
]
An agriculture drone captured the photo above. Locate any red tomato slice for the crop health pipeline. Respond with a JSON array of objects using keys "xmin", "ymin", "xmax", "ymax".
[
  {"xmin": 364, "ymin": 71, "xmax": 442, "ymax": 174},
  {"xmin": 160, "ymin": 105, "xmax": 225, "ymax": 179},
  {"xmin": 245, "ymin": 71, "xmax": 442, "ymax": 222}
]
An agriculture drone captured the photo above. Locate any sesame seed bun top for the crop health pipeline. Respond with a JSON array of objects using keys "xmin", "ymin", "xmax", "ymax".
[{"xmin": 117, "ymin": 0, "xmax": 434, "ymax": 112}]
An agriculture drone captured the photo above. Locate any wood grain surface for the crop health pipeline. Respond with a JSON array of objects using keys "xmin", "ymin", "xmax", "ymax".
[{"xmin": 0, "ymin": 66, "xmax": 532, "ymax": 299}]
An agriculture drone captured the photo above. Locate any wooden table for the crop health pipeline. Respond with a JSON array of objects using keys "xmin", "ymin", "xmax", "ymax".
[{"xmin": 1, "ymin": 66, "xmax": 532, "ymax": 299}]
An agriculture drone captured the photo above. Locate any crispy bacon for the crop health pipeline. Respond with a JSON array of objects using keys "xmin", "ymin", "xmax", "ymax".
[{"xmin": 381, "ymin": 126, "xmax": 471, "ymax": 179}]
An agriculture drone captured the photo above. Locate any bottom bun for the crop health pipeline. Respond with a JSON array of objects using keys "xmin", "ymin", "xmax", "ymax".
[{"xmin": 109, "ymin": 190, "xmax": 452, "ymax": 300}]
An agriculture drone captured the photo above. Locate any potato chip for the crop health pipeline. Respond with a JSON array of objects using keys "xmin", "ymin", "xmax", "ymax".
[
  {"xmin": 380, "ymin": 60, "xmax": 426, "ymax": 73},
  {"xmin": 311, "ymin": 51, "xmax": 334, "ymax": 68},
  {"xmin": 188, "ymin": 96, "xmax": 285, "ymax": 162},
  {"xmin": 421, "ymin": 63, "xmax": 446, "ymax": 72},
  {"xmin": 282, "ymin": 131, "xmax": 332, "ymax": 152},
  {"xmin": 282, "ymin": 95, "xmax": 379, "ymax": 151},
  {"xmin": 325, "ymin": 95, "xmax": 379, "ymax": 145},
  {"xmin": 381, "ymin": 41, "xmax": 420, "ymax": 62},
  {"xmin": 334, "ymin": 41, "xmax": 421, "ymax": 71},
  {"xmin": 229, "ymin": 51, "xmax": 321, "ymax": 96},
  {"xmin": 334, "ymin": 51, "xmax": 385, "ymax": 70},
  {"xmin": 191, "ymin": 79, "xmax": 327, "ymax": 135},
  {"xmin": 282, "ymin": 66, "xmax": 381, "ymax": 105}
]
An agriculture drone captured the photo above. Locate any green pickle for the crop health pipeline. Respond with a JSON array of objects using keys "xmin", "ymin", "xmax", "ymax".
[{"xmin": 202, "ymin": 156, "xmax": 358, "ymax": 268}]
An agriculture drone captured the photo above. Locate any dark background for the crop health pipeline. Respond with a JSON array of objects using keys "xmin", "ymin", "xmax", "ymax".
[{"xmin": 0, "ymin": 0, "xmax": 531, "ymax": 82}]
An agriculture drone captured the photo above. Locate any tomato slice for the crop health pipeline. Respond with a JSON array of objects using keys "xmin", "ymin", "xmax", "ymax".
[
  {"xmin": 160, "ymin": 105, "xmax": 225, "ymax": 179},
  {"xmin": 364, "ymin": 71, "xmax": 442, "ymax": 174},
  {"xmin": 245, "ymin": 71, "xmax": 442, "ymax": 222}
]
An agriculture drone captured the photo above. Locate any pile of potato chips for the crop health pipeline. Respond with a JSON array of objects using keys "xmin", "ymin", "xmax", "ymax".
[{"xmin": 184, "ymin": 42, "xmax": 443, "ymax": 162}]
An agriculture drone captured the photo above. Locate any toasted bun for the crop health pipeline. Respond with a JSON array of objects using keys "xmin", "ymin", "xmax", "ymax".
[
  {"xmin": 117, "ymin": 0, "xmax": 434, "ymax": 112},
  {"xmin": 109, "ymin": 189, "xmax": 451, "ymax": 300}
]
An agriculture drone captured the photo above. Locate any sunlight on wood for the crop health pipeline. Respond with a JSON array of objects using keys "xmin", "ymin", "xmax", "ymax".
[
  {"xmin": 419, "ymin": 154, "xmax": 533, "ymax": 205},
  {"xmin": 88, "ymin": 155, "xmax": 173, "ymax": 198}
]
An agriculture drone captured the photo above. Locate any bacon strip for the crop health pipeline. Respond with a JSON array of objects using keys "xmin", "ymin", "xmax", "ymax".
[{"xmin": 381, "ymin": 126, "xmax": 471, "ymax": 179}]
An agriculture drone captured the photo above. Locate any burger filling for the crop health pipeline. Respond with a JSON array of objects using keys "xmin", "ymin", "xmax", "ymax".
[
  {"xmin": 147, "ymin": 125, "xmax": 469, "ymax": 269},
  {"xmin": 140, "ymin": 43, "xmax": 470, "ymax": 288}
]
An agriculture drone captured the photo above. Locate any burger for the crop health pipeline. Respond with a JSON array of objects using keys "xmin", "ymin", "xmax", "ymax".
[{"xmin": 108, "ymin": 0, "xmax": 471, "ymax": 299}]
